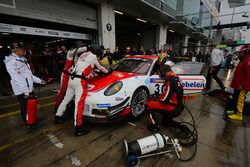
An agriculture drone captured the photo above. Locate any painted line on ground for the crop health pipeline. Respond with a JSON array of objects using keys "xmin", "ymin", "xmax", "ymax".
[
  {"xmin": 0, "ymin": 122, "xmax": 72, "ymax": 153},
  {"xmin": 0, "ymin": 95, "xmax": 56, "ymax": 109},
  {"xmin": 0, "ymin": 102, "xmax": 55, "ymax": 119}
]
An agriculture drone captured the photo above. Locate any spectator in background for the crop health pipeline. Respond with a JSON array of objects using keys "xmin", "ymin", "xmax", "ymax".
[
  {"xmin": 205, "ymin": 45, "xmax": 225, "ymax": 90},
  {"xmin": 131, "ymin": 47, "xmax": 138, "ymax": 55},
  {"xmin": 124, "ymin": 46, "xmax": 132, "ymax": 57},
  {"xmin": 103, "ymin": 48, "xmax": 113, "ymax": 65},
  {"xmin": 56, "ymin": 46, "xmax": 67, "ymax": 72},
  {"xmin": 100, "ymin": 47, "xmax": 110, "ymax": 69},
  {"xmin": 150, "ymin": 48, "xmax": 157, "ymax": 56},
  {"xmin": 196, "ymin": 51, "xmax": 202, "ymax": 62},
  {"xmin": 137, "ymin": 46, "xmax": 145, "ymax": 55},
  {"xmin": 25, "ymin": 47, "xmax": 34, "ymax": 74},
  {"xmin": 0, "ymin": 45, "xmax": 11, "ymax": 96},
  {"xmin": 112, "ymin": 47, "xmax": 122, "ymax": 64},
  {"xmin": 42, "ymin": 45, "xmax": 53, "ymax": 77},
  {"xmin": 166, "ymin": 48, "xmax": 174, "ymax": 60}
]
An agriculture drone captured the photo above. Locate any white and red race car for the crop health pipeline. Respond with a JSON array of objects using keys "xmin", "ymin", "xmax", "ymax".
[{"xmin": 84, "ymin": 56, "xmax": 206, "ymax": 122}]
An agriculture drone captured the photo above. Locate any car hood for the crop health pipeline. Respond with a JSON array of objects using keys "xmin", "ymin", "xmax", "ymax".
[{"xmin": 87, "ymin": 71, "xmax": 140, "ymax": 92}]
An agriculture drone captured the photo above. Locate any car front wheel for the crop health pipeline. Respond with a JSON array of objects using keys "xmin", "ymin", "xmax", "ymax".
[{"xmin": 130, "ymin": 89, "xmax": 148, "ymax": 118}]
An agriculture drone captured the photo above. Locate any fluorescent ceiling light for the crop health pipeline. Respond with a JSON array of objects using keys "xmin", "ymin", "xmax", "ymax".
[
  {"xmin": 169, "ymin": 29, "xmax": 175, "ymax": 33},
  {"xmin": 136, "ymin": 18, "xmax": 147, "ymax": 23},
  {"xmin": 1, "ymin": 32, "xmax": 10, "ymax": 35},
  {"xmin": 114, "ymin": 10, "xmax": 123, "ymax": 15}
]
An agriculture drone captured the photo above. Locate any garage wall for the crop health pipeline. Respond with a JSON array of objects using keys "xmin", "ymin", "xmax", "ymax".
[
  {"xmin": 0, "ymin": 0, "xmax": 97, "ymax": 29},
  {"xmin": 143, "ymin": 27, "xmax": 156, "ymax": 50}
]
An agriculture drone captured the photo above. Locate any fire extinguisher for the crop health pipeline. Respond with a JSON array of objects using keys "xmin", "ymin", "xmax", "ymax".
[{"xmin": 26, "ymin": 96, "xmax": 38, "ymax": 125}]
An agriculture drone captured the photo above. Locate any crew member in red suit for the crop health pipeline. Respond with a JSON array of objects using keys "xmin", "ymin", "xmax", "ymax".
[
  {"xmin": 147, "ymin": 64, "xmax": 184, "ymax": 132},
  {"xmin": 55, "ymin": 46, "xmax": 109, "ymax": 136},
  {"xmin": 54, "ymin": 41, "xmax": 87, "ymax": 112},
  {"xmin": 227, "ymin": 44, "xmax": 250, "ymax": 121}
]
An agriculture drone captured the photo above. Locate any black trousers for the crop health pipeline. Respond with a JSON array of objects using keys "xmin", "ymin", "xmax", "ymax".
[
  {"xmin": 17, "ymin": 94, "xmax": 27, "ymax": 123},
  {"xmin": 232, "ymin": 89, "xmax": 240, "ymax": 112},
  {"xmin": 149, "ymin": 108, "xmax": 182, "ymax": 126},
  {"xmin": 206, "ymin": 65, "xmax": 225, "ymax": 89}
]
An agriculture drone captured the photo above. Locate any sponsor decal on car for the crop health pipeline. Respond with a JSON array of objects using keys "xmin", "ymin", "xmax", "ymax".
[
  {"xmin": 115, "ymin": 97, "xmax": 124, "ymax": 101},
  {"xmin": 182, "ymin": 81, "xmax": 205, "ymax": 89},
  {"xmin": 181, "ymin": 77, "xmax": 205, "ymax": 90},
  {"xmin": 150, "ymin": 78, "xmax": 165, "ymax": 83},
  {"xmin": 96, "ymin": 103, "xmax": 111, "ymax": 108}
]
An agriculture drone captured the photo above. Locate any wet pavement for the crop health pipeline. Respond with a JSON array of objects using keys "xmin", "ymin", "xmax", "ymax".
[{"xmin": 0, "ymin": 69, "xmax": 249, "ymax": 167}]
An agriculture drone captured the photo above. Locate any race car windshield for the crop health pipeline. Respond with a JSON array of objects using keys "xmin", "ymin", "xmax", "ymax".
[{"xmin": 113, "ymin": 59, "xmax": 152, "ymax": 74}]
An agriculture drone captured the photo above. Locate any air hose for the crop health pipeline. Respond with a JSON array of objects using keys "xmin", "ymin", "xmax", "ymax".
[{"xmin": 174, "ymin": 104, "xmax": 198, "ymax": 161}]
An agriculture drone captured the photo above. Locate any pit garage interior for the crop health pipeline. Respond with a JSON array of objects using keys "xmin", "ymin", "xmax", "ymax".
[{"xmin": 115, "ymin": 12, "xmax": 157, "ymax": 51}]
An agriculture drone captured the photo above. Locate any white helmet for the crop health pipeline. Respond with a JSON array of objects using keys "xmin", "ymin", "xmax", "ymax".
[{"xmin": 165, "ymin": 60, "xmax": 175, "ymax": 67}]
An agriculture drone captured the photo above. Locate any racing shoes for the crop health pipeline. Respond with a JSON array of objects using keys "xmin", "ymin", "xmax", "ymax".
[
  {"xmin": 228, "ymin": 113, "xmax": 243, "ymax": 121},
  {"xmin": 54, "ymin": 116, "xmax": 64, "ymax": 125},
  {"xmin": 226, "ymin": 110, "xmax": 235, "ymax": 115},
  {"xmin": 75, "ymin": 126, "xmax": 90, "ymax": 136}
]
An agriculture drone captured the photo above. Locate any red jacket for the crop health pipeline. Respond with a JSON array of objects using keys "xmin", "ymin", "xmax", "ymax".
[
  {"xmin": 158, "ymin": 72, "xmax": 183, "ymax": 109},
  {"xmin": 231, "ymin": 54, "xmax": 250, "ymax": 91}
]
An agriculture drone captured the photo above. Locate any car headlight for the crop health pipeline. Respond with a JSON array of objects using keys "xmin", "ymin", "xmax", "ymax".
[{"xmin": 104, "ymin": 81, "xmax": 123, "ymax": 96}]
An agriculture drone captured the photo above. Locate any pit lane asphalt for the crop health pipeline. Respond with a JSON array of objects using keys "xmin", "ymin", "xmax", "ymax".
[{"xmin": 0, "ymin": 69, "xmax": 250, "ymax": 167}]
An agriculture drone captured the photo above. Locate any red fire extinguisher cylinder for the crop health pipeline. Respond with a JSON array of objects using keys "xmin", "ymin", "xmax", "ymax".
[{"xmin": 26, "ymin": 97, "xmax": 38, "ymax": 125}]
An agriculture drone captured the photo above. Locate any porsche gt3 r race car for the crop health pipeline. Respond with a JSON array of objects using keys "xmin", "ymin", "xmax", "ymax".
[{"xmin": 84, "ymin": 56, "xmax": 206, "ymax": 122}]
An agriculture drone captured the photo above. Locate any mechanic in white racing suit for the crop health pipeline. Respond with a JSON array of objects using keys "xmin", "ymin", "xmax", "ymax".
[
  {"xmin": 54, "ymin": 41, "xmax": 87, "ymax": 112},
  {"xmin": 55, "ymin": 46, "xmax": 109, "ymax": 136}
]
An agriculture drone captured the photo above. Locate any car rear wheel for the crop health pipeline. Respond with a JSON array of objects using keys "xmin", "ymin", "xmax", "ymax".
[{"xmin": 130, "ymin": 89, "xmax": 148, "ymax": 118}]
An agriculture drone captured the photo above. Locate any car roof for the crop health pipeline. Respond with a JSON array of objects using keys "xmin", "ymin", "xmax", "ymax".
[{"xmin": 126, "ymin": 55, "xmax": 157, "ymax": 60}]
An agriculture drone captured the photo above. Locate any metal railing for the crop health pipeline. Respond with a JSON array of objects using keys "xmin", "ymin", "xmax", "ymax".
[{"xmin": 143, "ymin": 0, "xmax": 177, "ymax": 16}]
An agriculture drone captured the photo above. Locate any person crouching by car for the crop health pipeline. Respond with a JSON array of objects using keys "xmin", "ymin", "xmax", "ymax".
[
  {"xmin": 4, "ymin": 42, "xmax": 46, "ymax": 128},
  {"xmin": 146, "ymin": 64, "xmax": 184, "ymax": 132}
]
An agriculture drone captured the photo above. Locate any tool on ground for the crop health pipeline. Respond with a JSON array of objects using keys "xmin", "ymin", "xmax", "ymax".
[
  {"xmin": 123, "ymin": 133, "xmax": 182, "ymax": 167},
  {"xmin": 123, "ymin": 104, "xmax": 198, "ymax": 167}
]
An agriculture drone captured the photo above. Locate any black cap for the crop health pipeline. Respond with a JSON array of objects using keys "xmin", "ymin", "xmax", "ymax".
[
  {"xmin": 10, "ymin": 41, "xmax": 26, "ymax": 50},
  {"xmin": 92, "ymin": 45, "xmax": 103, "ymax": 57},
  {"xmin": 73, "ymin": 40, "xmax": 85, "ymax": 48}
]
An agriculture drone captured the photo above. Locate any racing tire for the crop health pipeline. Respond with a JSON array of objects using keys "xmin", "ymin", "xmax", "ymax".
[{"xmin": 130, "ymin": 89, "xmax": 148, "ymax": 119}]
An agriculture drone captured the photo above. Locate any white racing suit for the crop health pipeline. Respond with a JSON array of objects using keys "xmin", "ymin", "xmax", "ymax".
[
  {"xmin": 56, "ymin": 51, "xmax": 108, "ymax": 127},
  {"xmin": 55, "ymin": 47, "xmax": 87, "ymax": 109}
]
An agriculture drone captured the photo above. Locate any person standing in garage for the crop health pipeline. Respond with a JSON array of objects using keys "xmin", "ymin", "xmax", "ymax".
[
  {"xmin": 205, "ymin": 45, "xmax": 225, "ymax": 90},
  {"xmin": 146, "ymin": 64, "xmax": 184, "ymax": 132},
  {"xmin": 55, "ymin": 45, "xmax": 109, "ymax": 136},
  {"xmin": 54, "ymin": 41, "xmax": 88, "ymax": 113},
  {"xmin": 4, "ymin": 42, "xmax": 46, "ymax": 127}
]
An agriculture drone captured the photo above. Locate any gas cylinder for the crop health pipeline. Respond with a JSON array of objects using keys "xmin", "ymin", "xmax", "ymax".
[
  {"xmin": 124, "ymin": 133, "xmax": 167, "ymax": 156},
  {"xmin": 26, "ymin": 97, "xmax": 38, "ymax": 125}
]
